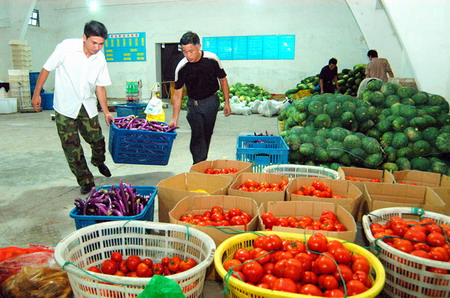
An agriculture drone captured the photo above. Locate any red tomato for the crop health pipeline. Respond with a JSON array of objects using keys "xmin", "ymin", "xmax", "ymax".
[
  {"xmin": 333, "ymin": 247, "xmax": 352, "ymax": 264},
  {"xmin": 307, "ymin": 233, "xmax": 328, "ymax": 252},
  {"xmin": 391, "ymin": 222, "xmax": 409, "ymax": 237},
  {"xmin": 334, "ymin": 264, "xmax": 353, "ymax": 283},
  {"xmin": 321, "ymin": 211, "xmax": 338, "ymax": 222},
  {"xmin": 427, "ymin": 232, "xmax": 446, "ymax": 247},
  {"xmin": 179, "ymin": 258, "xmax": 196, "ymax": 272},
  {"xmin": 229, "ymin": 208, "xmax": 242, "ymax": 217},
  {"xmin": 272, "ymin": 278, "xmax": 298, "ymax": 293},
  {"xmin": 327, "ymin": 240, "xmax": 344, "ymax": 254},
  {"xmin": 87, "ymin": 266, "xmax": 101, "ymax": 273},
  {"xmin": 101, "ymin": 259, "xmax": 118, "ymax": 275},
  {"xmin": 295, "ymin": 253, "xmax": 313, "ymax": 271},
  {"xmin": 414, "ymin": 242, "xmax": 431, "ymax": 252},
  {"xmin": 302, "ymin": 271, "xmax": 318, "ymax": 284},
  {"xmin": 315, "ymin": 254, "xmax": 338, "ymax": 274},
  {"xmin": 223, "ymin": 259, "xmax": 242, "ymax": 272},
  {"xmin": 274, "ymin": 258, "xmax": 304, "ymax": 281},
  {"xmin": 111, "ymin": 252, "xmax": 122, "ymax": 263},
  {"xmin": 393, "ymin": 238, "xmax": 414, "ymax": 253},
  {"xmin": 152, "ymin": 263, "xmax": 163, "ymax": 275},
  {"xmin": 403, "ymin": 229, "xmax": 427, "ymax": 243},
  {"xmin": 352, "ymin": 259, "xmax": 370, "ymax": 275},
  {"xmin": 211, "ymin": 206, "xmax": 224, "ymax": 214},
  {"xmin": 427, "ymin": 267, "xmax": 448, "ymax": 274},
  {"xmin": 429, "ymin": 247, "xmax": 449, "ymax": 261},
  {"xmin": 275, "ymin": 217, "xmax": 290, "ymax": 227},
  {"xmin": 136, "ymin": 263, "xmax": 152, "ymax": 277},
  {"xmin": 318, "ymin": 274, "xmax": 339, "ymax": 290},
  {"xmin": 299, "ymin": 284, "xmax": 323, "ymax": 296},
  {"xmin": 252, "ymin": 248, "xmax": 272, "ymax": 265},
  {"xmin": 321, "ymin": 220, "xmax": 336, "ymax": 231},
  {"xmin": 242, "ymin": 261, "xmax": 264, "ymax": 284},
  {"xmin": 263, "ymin": 262, "xmax": 275, "ymax": 275},
  {"xmin": 234, "ymin": 248, "xmax": 251, "ymax": 263},
  {"xmin": 426, "ymin": 224, "xmax": 444, "ymax": 234},
  {"xmin": 283, "ymin": 240, "xmax": 306, "ymax": 255},
  {"xmin": 127, "ymin": 271, "xmax": 138, "ymax": 277},
  {"xmin": 210, "ymin": 212, "xmax": 224, "ymax": 222},
  {"xmin": 346, "ymin": 280, "xmax": 368, "ymax": 296},
  {"xmin": 410, "ymin": 250, "xmax": 430, "ymax": 259},
  {"xmin": 261, "ymin": 234, "xmax": 283, "ymax": 251},
  {"xmin": 114, "ymin": 270, "xmax": 125, "ymax": 276},
  {"xmin": 168, "ymin": 256, "xmax": 181, "ymax": 272},
  {"xmin": 261, "ymin": 273, "xmax": 277, "ymax": 288},
  {"xmin": 335, "ymin": 224, "xmax": 347, "ymax": 231},
  {"xmin": 352, "ymin": 270, "xmax": 371, "ymax": 288},
  {"xmin": 230, "ymin": 215, "xmax": 246, "ymax": 226},
  {"xmin": 231, "ymin": 271, "xmax": 246, "ymax": 282},
  {"xmin": 312, "ymin": 180, "xmax": 326, "ymax": 191},
  {"xmin": 256, "ymin": 283, "xmax": 270, "ymax": 289}
]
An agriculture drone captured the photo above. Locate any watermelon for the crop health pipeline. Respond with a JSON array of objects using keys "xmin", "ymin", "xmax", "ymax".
[
  {"xmin": 411, "ymin": 91, "xmax": 429, "ymax": 105},
  {"xmin": 436, "ymin": 133, "xmax": 450, "ymax": 153},
  {"xmin": 396, "ymin": 147, "xmax": 414, "ymax": 158},
  {"xmin": 380, "ymin": 82, "xmax": 398, "ymax": 96},
  {"xmin": 397, "ymin": 86, "xmax": 417, "ymax": 99},
  {"xmin": 392, "ymin": 132, "xmax": 409, "ymax": 149},
  {"xmin": 369, "ymin": 91, "xmax": 385, "ymax": 106},
  {"xmin": 325, "ymin": 101, "xmax": 342, "ymax": 118},
  {"xmin": 355, "ymin": 107, "xmax": 370, "ymax": 122},
  {"xmin": 361, "ymin": 137, "xmax": 381, "ymax": 154},
  {"xmin": 314, "ymin": 114, "xmax": 332, "ymax": 128},
  {"xmin": 343, "ymin": 135, "xmax": 362, "ymax": 150},
  {"xmin": 396, "ymin": 157, "xmax": 411, "ymax": 170},
  {"xmin": 308, "ymin": 101, "xmax": 324, "ymax": 116},
  {"xmin": 431, "ymin": 161, "xmax": 448, "ymax": 174},
  {"xmin": 341, "ymin": 101, "xmax": 356, "ymax": 113},
  {"xmin": 428, "ymin": 94, "xmax": 446, "ymax": 106},
  {"xmin": 349, "ymin": 148, "xmax": 367, "ymax": 165},
  {"xmin": 383, "ymin": 162, "xmax": 399, "ymax": 172},
  {"xmin": 367, "ymin": 80, "xmax": 383, "ymax": 91},
  {"xmin": 404, "ymin": 127, "xmax": 422, "ymax": 142},
  {"xmin": 410, "ymin": 157, "xmax": 431, "ymax": 171},
  {"xmin": 364, "ymin": 153, "xmax": 383, "ymax": 168},
  {"xmin": 423, "ymin": 127, "xmax": 440, "ymax": 144},
  {"xmin": 392, "ymin": 117, "xmax": 408, "ymax": 131},
  {"xmin": 380, "ymin": 132, "xmax": 394, "ymax": 147},
  {"xmin": 413, "ymin": 140, "xmax": 431, "ymax": 156},
  {"xmin": 299, "ymin": 143, "xmax": 315, "ymax": 156},
  {"xmin": 330, "ymin": 127, "xmax": 349, "ymax": 142},
  {"xmin": 315, "ymin": 148, "xmax": 330, "ymax": 162},
  {"xmin": 313, "ymin": 135, "xmax": 328, "ymax": 149},
  {"xmin": 327, "ymin": 141, "xmax": 345, "ymax": 159},
  {"xmin": 385, "ymin": 95, "xmax": 400, "ymax": 107},
  {"xmin": 340, "ymin": 112, "xmax": 355, "ymax": 127},
  {"xmin": 384, "ymin": 146, "xmax": 397, "ymax": 162}
]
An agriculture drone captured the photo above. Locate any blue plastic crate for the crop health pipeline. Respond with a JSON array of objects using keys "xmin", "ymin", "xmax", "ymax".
[
  {"xmin": 115, "ymin": 102, "xmax": 147, "ymax": 119},
  {"xmin": 69, "ymin": 185, "xmax": 157, "ymax": 230},
  {"xmin": 236, "ymin": 135, "xmax": 289, "ymax": 172},
  {"xmin": 29, "ymin": 72, "xmax": 40, "ymax": 87},
  {"xmin": 108, "ymin": 121, "xmax": 177, "ymax": 165},
  {"xmin": 41, "ymin": 93, "xmax": 54, "ymax": 110}
]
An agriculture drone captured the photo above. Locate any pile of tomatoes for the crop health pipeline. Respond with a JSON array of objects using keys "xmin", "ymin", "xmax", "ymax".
[
  {"xmin": 223, "ymin": 233, "xmax": 374, "ymax": 296},
  {"xmin": 370, "ymin": 216, "xmax": 450, "ymax": 274},
  {"xmin": 292, "ymin": 180, "xmax": 344, "ymax": 198},
  {"xmin": 87, "ymin": 251, "xmax": 197, "ymax": 277},
  {"xmin": 237, "ymin": 179, "xmax": 289, "ymax": 192},
  {"xmin": 179, "ymin": 206, "xmax": 252, "ymax": 227},
  {"xmin": 261, "ymin": 211, "xmax": 347, "ymax": 232},
  {"xmin": 204, "ymin": 167, "xmax": 238, "ymax": 174},
  {"xmin": 345, "ymin": 177, "xmax": 381, "ymax": 182}
]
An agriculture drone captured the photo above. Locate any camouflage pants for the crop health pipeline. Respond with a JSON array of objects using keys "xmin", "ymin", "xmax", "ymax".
[{"xmin": 55, "ymin": 105, "xmax": 106, "ymax": 186}]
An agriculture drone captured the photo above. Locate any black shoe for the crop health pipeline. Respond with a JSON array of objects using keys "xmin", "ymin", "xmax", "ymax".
[
  {"xmin": 81, "ymin": 182, "xmax": 95, "ymax": 194},
  {"xmin": 97, "ymin": 163, "xmax": 111, "ymax": 177}
]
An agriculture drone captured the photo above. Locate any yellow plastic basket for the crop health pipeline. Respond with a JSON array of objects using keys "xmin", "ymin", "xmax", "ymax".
[{"xmin": 214, "ymin": 231, "xmax": 385, "ymax": 298}]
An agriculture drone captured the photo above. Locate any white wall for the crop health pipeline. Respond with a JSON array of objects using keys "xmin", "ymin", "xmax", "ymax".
[
  {"xmin": 1, "ymin": 0, "xmax": 368, "ymax": 97},
  {"xmin": 382, "ymin": 0, "xmax": 450, "ymax": 100}
]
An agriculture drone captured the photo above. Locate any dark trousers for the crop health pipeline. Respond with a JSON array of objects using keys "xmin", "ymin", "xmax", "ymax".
[
  {"xmin": 186, "ymin": 94, "xmax": 220, "ymax": 164},
  {"xmin": 55, "ymin": 105, "xmax": 106, "ymax": 186}
]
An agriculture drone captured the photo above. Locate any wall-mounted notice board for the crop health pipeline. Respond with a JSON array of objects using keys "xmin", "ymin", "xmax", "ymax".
[
  {"xmin": 104, "ymin": 32, "xmax": 146, "ymax": 62},
  {"xmin": 202, "ymin": 34, "xmax": 295, "ymax": 60}
]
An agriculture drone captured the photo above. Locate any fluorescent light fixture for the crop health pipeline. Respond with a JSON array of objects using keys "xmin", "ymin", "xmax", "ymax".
[{"xmin": 88, "ymin": 0, "xmax": 98, "ymax": 11}]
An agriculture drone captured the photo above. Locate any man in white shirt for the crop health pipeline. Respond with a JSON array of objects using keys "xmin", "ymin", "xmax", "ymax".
[{"xmin": 32, "ymin": 20, "xmax": 114, "ymax": 194}]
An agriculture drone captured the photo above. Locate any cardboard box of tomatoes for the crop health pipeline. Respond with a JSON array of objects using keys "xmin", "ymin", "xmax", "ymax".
[
  {"xmin": 258, "ymin": 201, "xmax": 357, "ymax": 241},
  {"xmin": 228, "ymin": 172, "xmax": 290, "ymax": 205},
  {"xmin": 169, "ymin": 195, "xmax": 259, "ymax": 246},
  {"xmin": 157, "ymin": 173, "xmax": 233, "ymax": 223},
  {"xmin": 390, "ymin": 170, "xmax": 450, "ymax": 187},
  {"xmin": 189, "ymin": 159, "xmax": 252, "ymax": 178},
  {"xmin": 286, "ymin": 178, "xmax": 362, "ymax": 218},
  {"xmin": 363, "ymin": 183, "xmax": 446, "ymax": 214}
]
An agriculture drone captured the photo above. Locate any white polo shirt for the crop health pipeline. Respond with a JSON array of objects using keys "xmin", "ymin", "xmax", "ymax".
[{"xmin": 43, "ymin": 38, "xmax": 111, "ymax": 119}]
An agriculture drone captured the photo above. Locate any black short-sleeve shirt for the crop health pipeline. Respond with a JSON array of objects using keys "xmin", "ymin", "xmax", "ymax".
[
  {"xmin": 175, "ymin": 51, "xmax": 226, "ymax": 99},
  {"xmin": 319, "ymin": 65, "xmax": 338, "ymax": 83}
]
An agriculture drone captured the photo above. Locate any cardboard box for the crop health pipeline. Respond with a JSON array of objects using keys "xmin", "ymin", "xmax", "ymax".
[
  {"xmin": 189, "ymin": 160, "xmax": 252, "ymax": 179},
  {"xmin": 286, "ymin": 178, "xmax": 362, "ymax": 218},
  {"xmin": 259, "ymin": 201, "xmax": 356, "ymax": 242},
  {"xmin": 169, "ymin": 195, "xmax": 259, "ymax": 247},
  {"xmin": 364, "ymin": 183, "xmax": 446, "ymax": 213},
  {"xmin": 338, "ymin": 167, "xmax": 394, "ymax": 221},
  {"xmin": 157, "ymin": 173, "xmax": 233, "ymax": 222},
  {"xmin": 228, "ymin": 172, "xmax": 289, "ymax": 205},
  {"xmin": 391, "ymin": 170, "xmax": 450, "ymax": 187},
  {"xmin": 429, "ymin": 187, "xmax": 450, "ymax": 216}
]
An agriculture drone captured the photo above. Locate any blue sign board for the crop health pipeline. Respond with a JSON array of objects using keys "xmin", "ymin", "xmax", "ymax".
[{"xmin": 104, "ymin": 32, "xmax": 146, "ymax": 62}]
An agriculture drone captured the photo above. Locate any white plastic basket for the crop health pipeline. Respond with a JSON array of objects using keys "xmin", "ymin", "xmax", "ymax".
[
  {"xmin": 54, "ymin": 221, "xmax": 216, "ymax": 298},
  {"xmin": 263, "ymin": 164, "xmax": 341, "ymax": 180},
  {"xmin": 362, "ymin": 207, "xmax": 450, "ymax": 298}
]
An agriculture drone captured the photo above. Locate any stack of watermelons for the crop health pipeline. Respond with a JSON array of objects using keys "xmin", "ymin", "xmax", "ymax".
[
  {"xmin": 285, "ymin": 64, "xmax": 366, "ymax": 99},
  {"xmin": 278, "ymin": 81, "xmax": 450, "ymax": 174}
]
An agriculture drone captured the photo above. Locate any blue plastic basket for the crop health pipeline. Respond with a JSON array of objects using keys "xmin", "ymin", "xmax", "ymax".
[
  {"xmin": 115, "ymin": 102, "xmax": 147, "ymax": 118},
  {"xmin": 41, "ymin": 93, "xmax": 54, "ymax": 110},
  {"xmin": 236, "ymin": 135, "xmax": 289, "ymax": 172},
  {"xmin": 108, "ymin": 121, "xmax": 177, "ymax": 165},
  {"xmin": 69, "ymin": 185, "xmax": 157, "ymax": 230},
  {"xmin": 29, "ymin": 72, "xmax": 40, "ymax": 87}
]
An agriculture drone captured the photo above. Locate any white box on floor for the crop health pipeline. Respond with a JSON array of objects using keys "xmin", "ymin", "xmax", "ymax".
[{"xmin": 0, "ymin": 98, "xmax": 17, "ymax": 113}]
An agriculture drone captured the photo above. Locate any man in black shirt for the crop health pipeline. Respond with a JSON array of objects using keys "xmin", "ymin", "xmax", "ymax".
[
  {"xmin": 169, "ymin": 31, "xmax": 231, "ymax": 164},
  {"xmin": 319, "ymin": 58, "xmax": 339, "ymax": 94}
]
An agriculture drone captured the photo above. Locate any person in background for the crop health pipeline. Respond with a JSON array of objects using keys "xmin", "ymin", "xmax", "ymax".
[
  {"xmin": 319, "ymin": 58, "xmax": 339, "ymax": 94},
  {"xmin": 365, "ymin": 50, "xmax": 394, "ymax": 82},
  {"xmin": 31, "ymin": 20, "xmax": 113, "ymax": 194},
  {"xmin": 169, "ymin": 31, "xmax": 231, "ymax": 164}
]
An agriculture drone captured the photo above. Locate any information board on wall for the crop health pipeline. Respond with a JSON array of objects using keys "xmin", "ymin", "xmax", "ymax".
[
  {"xmin": 104, "ymin": 32, "xmax": 146, "ymax": 62},
  {"xmin": 202, "ymin": 34, "xmax": 295, "ymax": 60}
]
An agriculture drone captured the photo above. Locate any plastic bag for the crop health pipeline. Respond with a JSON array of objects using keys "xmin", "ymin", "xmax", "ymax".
[
  {"xmin": 0, "ymin": 245, "xmax": 53, "ymax": 263},
  {"xmin": 145, "ymin": 97, "xmax": 165, "ymax": 122},
  {"xmin": 257, "ymin": 100, "xmax": 279, "ymax": 117},
  {"xmin": 1, "ymin": 265, "xmax": 71, "ymax": 297},
  {"xmin": 146, "ymin": 108, "xmax": 165, "ymax": 122},
  {"xmin": 249, "ymin": 99, "xmax": 262, "ymax": 114},
  {"xmin": 230, "ymin": 96, "xmax": 252, "ymax": 116},
  {"xmin": 0, "ymin": 251, "xmax": 55, "ymax": 284},
  {"xmin": 137, "ymin": 275, "xmax": 184, "ymax": 298}
]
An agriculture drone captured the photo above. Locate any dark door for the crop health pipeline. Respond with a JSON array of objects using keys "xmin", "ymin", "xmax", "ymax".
[{"xmin": 161, "ymin": 43, "xmax": 183, "ymax": 98}]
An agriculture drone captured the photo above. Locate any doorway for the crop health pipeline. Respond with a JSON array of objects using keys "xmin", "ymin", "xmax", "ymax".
[{"xmin": 160, "ymin": 43, "xmax": 184, "ymax": 98}]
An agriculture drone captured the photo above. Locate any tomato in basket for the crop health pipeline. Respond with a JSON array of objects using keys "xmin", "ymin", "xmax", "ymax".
[
  {"xmin": 179, "ymin": 207, "xmax": 252, "ymax": 227},
  {"xmin": 222, "ymin": 232, "xmax": 375, "ymax": 295},
  {"xmin": 261, "ymin": 211, "xmax": 347, "ymax": 232}
]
